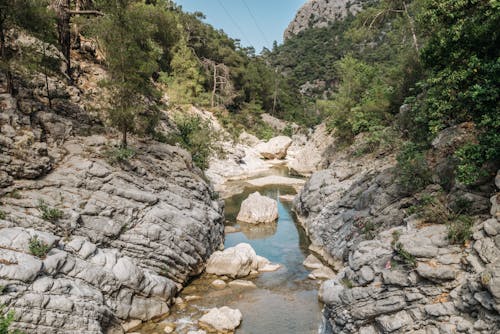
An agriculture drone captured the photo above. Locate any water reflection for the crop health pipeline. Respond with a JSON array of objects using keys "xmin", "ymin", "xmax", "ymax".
[{"xmin": 142, "ymin": 168, "xmax": 321, "ymax": 334}]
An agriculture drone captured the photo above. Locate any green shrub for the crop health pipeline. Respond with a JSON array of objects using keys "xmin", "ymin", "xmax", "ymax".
[
  {"xmin": 447, "ymin": 215, "xmax": 474, "ymax": 246},
  {"xmin": 340, "ymin": 278, "xmax": 354, "ymax": 289},
  {"xmin": 0, "ymin": 305, "xmax": 24, "ymax": 334},
  {"xmin": 104, "ymin": 147, "xmax": 136, "ymax": 164},
  {"xmin": 37, "ymin": 200, "xmax": 63, "ymax": 222},
  {"xmin": 0, "ymin": 210, "xmax": 5, "ymax": 220},
  {"xmin": 8, "ymin": 191, "xmax": 22, "ymax": 200},
  {"xmin": 28, "ymin": 235, "xmax": 50, "ymax": 258},
  {"xmin": 391, "ymin": 230, "xmax": 416, "ymax": 269},
  {"xmin": 396, "ymin": 143, "xmax": 432, "ymax": 194},
  {"xmin": 170, "ymin": 113, "xmax": 221, "ymax": 170}
]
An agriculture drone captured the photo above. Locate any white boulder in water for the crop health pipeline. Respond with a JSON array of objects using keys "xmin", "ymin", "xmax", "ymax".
[
  {"xmin": 205, "ymin": 243, "xmax": 280, "ymax": 278},
  {"xmin": 236, "ymin": 191, "xmax": 278, "ymax": 224},
  {"xmin": 199, "ymin": 306, "xmax": 242, "ymax": 333}
]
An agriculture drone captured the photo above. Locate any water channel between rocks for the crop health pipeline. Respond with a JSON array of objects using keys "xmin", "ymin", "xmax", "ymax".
[{"xmin": 142, "ymin": 166, "xmax": 322, "ymax": 334}]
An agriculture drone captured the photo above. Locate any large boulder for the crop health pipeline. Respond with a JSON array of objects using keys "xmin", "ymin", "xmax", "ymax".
[
  {"xmin": 198, "ymin": 306, "xmax": 242, "ymax": 333},
  {"xmin": 236, "ymin": 192, "xmax": 278, "ymax": 224},
  {"xmin": 287, "ymin": 124, "xmax": 334, "ymax": 176},
  {"xmin": 255, "ymin": 136, "xmax": 293, "ymax": 159},
  {"xmin": 205, "ymin": 243, "xmax": 279, "ymax": 278}
]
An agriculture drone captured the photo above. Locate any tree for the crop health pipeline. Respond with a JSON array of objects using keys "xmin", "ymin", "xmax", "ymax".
[
  {"xmin": 202, "ymin": 58, "xmax": 234, "ymax": 107},
  {"xmin": 165, "ymin": 35, "xmax": 204, "ymax": 104},
  {"xmin": 95, "ymin": 0, "xmax": 160, "ymax": 147}
]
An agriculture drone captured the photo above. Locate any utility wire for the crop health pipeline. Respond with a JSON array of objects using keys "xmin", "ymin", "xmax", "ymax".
[
  {"xmin": 216, "ymin": 0, "xmax": 252, "ymax": 47},
  {"xmin": 240, "ymin": 0, "xmax": 271, "ymax": 48}
]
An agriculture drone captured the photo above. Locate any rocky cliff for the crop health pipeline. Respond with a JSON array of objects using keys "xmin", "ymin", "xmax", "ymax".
[
  {"xmin": 0, "ymin": 36, "xmax": 224, "ymax": 334},
  {"xmin": 294, "ymin": 124, "xmax": 500, "ymax": 333},
  {"xmin": 284, "ymin": 0, "xmax": 370, "ymax": 39}
]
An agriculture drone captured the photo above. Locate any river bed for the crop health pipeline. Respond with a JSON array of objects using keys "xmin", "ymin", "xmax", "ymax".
[{"xmin": 140, "ymin": 168, "xmax": 322, "ymax": 334}]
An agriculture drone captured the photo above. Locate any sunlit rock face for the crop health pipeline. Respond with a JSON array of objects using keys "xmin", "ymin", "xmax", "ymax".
[{"xmin": 284, "ymin": 0, "xmax": 372, "ymax": 40}]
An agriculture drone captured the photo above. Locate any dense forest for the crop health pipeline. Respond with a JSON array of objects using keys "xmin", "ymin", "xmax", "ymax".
[{"xmin": 268, "ymin": 0, "xmax": 499, "ymax": 186}]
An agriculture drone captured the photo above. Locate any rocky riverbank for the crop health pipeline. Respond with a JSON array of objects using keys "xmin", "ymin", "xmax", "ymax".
[
  {"xmin": 0, "ymin": 56, "xmax": 224, "ymax": 333},
  {"xmin": 293, "ymin": 125, "xmax": 500, "ymax": 333}
]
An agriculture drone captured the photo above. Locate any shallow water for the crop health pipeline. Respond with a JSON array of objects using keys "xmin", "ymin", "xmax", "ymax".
[{"xmin": 141, "ymin": 168, "xmax": 321, "ymax": 334}]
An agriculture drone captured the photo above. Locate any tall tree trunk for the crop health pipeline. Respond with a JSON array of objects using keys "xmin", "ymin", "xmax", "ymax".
[
  {"xmin": 43, "ymin": 45, "xmax": 52, "ymax": 108},
  {"xmin": 57, "ymin": 0, "xmax": 72, "ymax": 80},
  {"xmin": 211, "ymin": 62, "xmax": 216, "ymax": 107},
  {"xmin": 122, "ymin": 128, "xmax": 127, "ymax": 148}
]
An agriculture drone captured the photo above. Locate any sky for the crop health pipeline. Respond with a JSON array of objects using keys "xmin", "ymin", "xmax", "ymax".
[{"xmin": 174, "ymin": 0, "xmax": 306, "ymax": 52}]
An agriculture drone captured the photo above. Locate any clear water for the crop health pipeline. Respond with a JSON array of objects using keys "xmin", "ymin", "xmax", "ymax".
[{"xmin": 141, "ymin": 169, "xmax": 321, "ymax": 334}]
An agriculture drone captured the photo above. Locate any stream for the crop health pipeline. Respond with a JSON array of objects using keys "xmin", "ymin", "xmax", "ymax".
[{"xmin": 141, "ymin": 167, "xmax": 322, "ymax": 333}]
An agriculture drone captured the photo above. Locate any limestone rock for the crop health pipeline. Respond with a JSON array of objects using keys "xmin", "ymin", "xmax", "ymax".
[
  {"xmin": 205, "ymin": 243, "xmax": 277, "ymax": 278},
  {"xmin": 236, "ymin": 192, "xmax": 278, "ymax": 224},
  {"xmin": 199, "ymin": 306, "xmax": 242, "ymax": 333},
  {"xmin": 255, "ymin": 136, "xmax": 292, "ymax": 159},
  {"xmin": 284, "ymin": 0, "xmax": 367, "ymax": 39},
  {"xmin": 228, "ymin": 279, "xmax": 257, "ymax": 289}
]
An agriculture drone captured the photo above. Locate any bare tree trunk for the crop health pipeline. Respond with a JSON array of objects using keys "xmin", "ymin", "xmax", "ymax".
[
  {"xmin": 403, "ymin": 2, "xmax": 419, "ymax": 53},
  {"xmin": 211, "ymin": 62, "xmax": 216, "ymax": 107},
  {"xmin": 43, "ymin": 45, "xmax": 52, "ymax": 108},
  {"xmin": 122, "ymin": 128, "xmax": 127, "ymax": 148},
  {"xmin": 57, "ymin": 0, "xmax": 72, "ymax": 79},
  {"xmin": 272, "ymin": 68, "xmax": 278, "ymax": 115}
]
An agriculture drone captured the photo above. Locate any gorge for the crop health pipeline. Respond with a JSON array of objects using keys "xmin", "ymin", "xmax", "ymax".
[{"xmin": 0, "ymin": 0, "xmax": 499, "ymax": 334}]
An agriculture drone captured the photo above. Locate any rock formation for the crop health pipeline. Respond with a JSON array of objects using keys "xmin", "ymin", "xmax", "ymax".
[
  {"xmin": 294, "ymin": 125, "xmax": 500, "ymax": 333},
  {"xmin": 0, "ymin": 41, "xmax": 224, "ymax": 333},
  {"xmin": 255, "ymin": 136, "xmax": 293, "ymax": 160},
  {"xmin": 205, "ymin": 243, "xmax": 279, "ymax": 278},
  {"xmin": 284, "ymin": 0, "xmax": 370, "ymax": 40},
  {"xmin": 236, "ymin": 192, "xmax": 279, "ymax": 224}
]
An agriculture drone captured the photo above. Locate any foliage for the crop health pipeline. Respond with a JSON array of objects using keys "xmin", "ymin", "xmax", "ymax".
[
  {"xmin": 322, "ymin": 55, "xmax": 392, "ymax": 142},
  {"xmin": 340, "ymin": 278, "xmax": 354, "ymax": 289},
  {"xmin": 396, "ymin": 142, "xmax": 432, "ymax": 194},
  {"xmin": 447, "ymin": 215, "xmax": 474, "ymax": 246},
  {"xmin": 407, "ymin": 0, "xmax": 500, "ymax": 184},
  {"xmin": 163, "ymin": 35, "xmax": 205, "ymax": 104},
  {"xmin": 0, "ymin": 305, "xmax": 24, "ymax": 334},
  {"xmin": 37, "ymin": 200, "xmax": 63, "ymax": 222},
  {"xmin": 0, "ymin": 210, "xmax": 5, "ymax": 220},
  {"xmin": 391, "ymin": 230, "xmax": 416, "ymax": 269},
  {"xmin": 94, "ymin": 0, "xmax": 161, "ymax": 147},
  {"xmin": 104, "ymin": 147, "xmax": 136, "ymax": 165},
  {"xmin": 8, "ymin": 191, "xmax": 21, "ymax": 199},
  {"xmin": 169, "ymin": 113, "xmax": 221, "ymax": 169},
  {"xmin": 28, "ymin": 235, "xmax": 50, "ymax": 258}
]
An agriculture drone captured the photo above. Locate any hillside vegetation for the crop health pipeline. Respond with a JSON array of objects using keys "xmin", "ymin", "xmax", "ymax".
[{"xmin": 268, "ymin": 0, "xmax": 499, "ymax": 186}]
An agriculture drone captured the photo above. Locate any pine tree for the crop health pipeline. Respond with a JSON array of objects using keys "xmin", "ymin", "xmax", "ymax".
[{"xmin": 95, "ymin": 0, "xmax": 160, "ymax": 147}]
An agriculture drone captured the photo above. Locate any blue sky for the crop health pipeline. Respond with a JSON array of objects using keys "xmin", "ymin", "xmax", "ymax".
[{"xmin": 174, "ymin": 0, "xmax": 306, "ymax": 52}]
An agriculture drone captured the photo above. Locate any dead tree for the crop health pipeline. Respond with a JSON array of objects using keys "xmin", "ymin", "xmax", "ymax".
[{"xmin": 202, "ymin": 58, "xmax": 234, "ymax": 108}]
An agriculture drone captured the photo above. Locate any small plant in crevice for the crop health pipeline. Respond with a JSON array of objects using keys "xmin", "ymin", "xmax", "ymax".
[
  {"xmin": 340, "ymin": 278, "xmax": 354, "ymax": 289},
  {"xmin": 391, "ymin": 230, "xmax": 417, "ymax": 269},
  {"xmin": 8, "ymin": 191, "xmax": 22, "ymax": 200},
  {"xmin": 37, "ymin": 200, "xmax": 63, "ymax": 222},
  {"xmin": 360, "ymin": 219, "xmax": 376, "ymax": 240},
  {"xmin": 0, "ymin": 304, "xmax": 24, "ymax": 334},
  {"xmin": 28, "ymin": 235, "xmax": 50, "ymax": 259},
  {"xmin": 104, "ymin": 146, "xmax": 136, "ymax": 165},
  {"xmin": 396, "ymin": 142, "xmax": 432, "ymax": 194},
  {"xmin": 447, "ymin": 215, "xmax": 474, "ymax": 246},
  {"xmin": 0, "ymin": 210, "xmax": 5, "ymax": 220}
]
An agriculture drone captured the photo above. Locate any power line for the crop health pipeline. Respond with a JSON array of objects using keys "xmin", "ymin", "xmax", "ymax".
[
  {"xmin": 216, "ymin": 0, "xmax": 252, "ymax": 46},
  {"xmin": 240, "ymin": 0, "xmax": 271, "ymax": 48}
]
